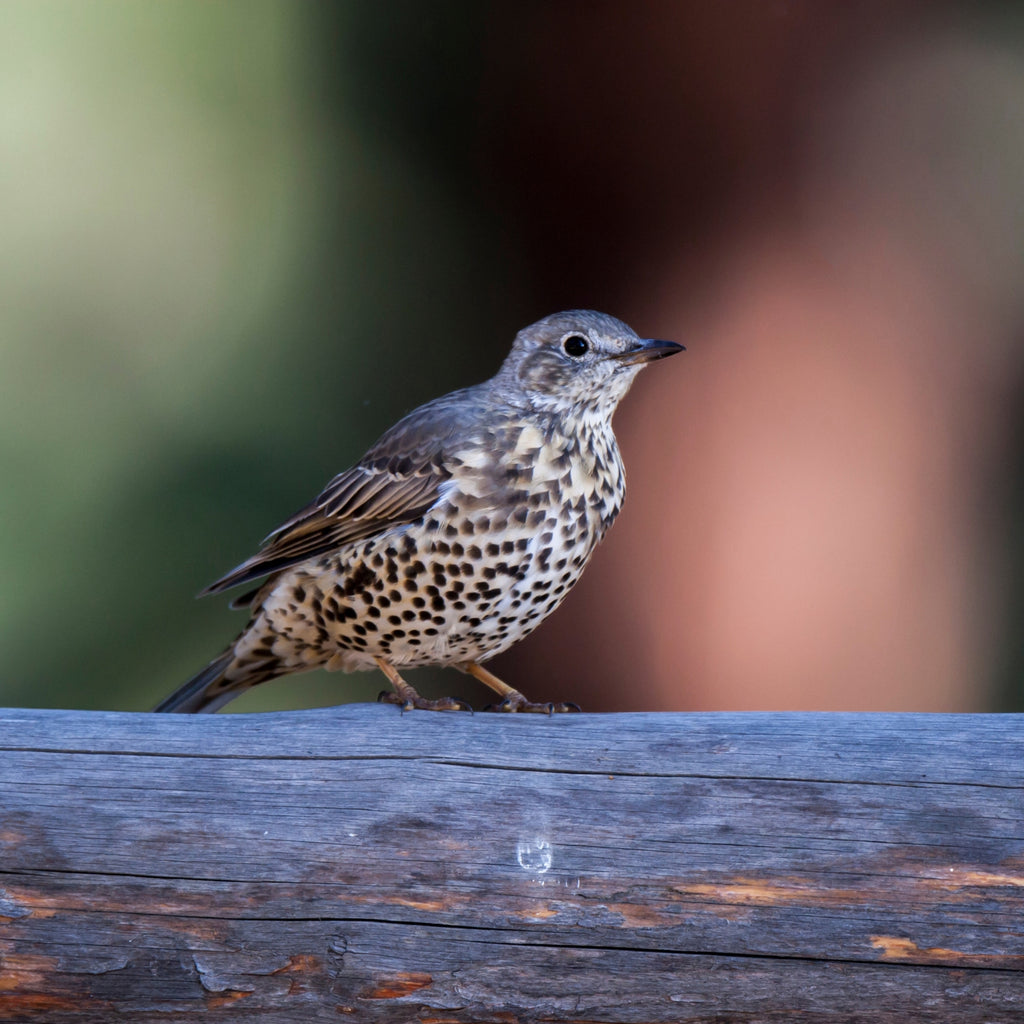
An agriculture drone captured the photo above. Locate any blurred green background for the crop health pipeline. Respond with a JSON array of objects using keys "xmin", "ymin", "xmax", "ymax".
[
  {"xmin": 0, "ymin": 1, "xmax": 522, "ymax": 711},
  {"xmin": 2, "ymin": 1, "xmax": 1022, "ymax": 713}
]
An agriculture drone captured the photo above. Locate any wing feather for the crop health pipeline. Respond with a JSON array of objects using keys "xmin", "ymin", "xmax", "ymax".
[
  {"xmin": 200, "ymin": 467, "xmax": 446, "ymax": 596},
  {"xmin": 200, "ymin": 385, "xmax": 486, "ymax": 598}
]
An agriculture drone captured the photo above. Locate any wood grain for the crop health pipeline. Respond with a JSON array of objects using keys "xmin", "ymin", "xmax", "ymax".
[{"xmin": 0, "ymin": 705, "xmax": 1021, "ymax": 1022}]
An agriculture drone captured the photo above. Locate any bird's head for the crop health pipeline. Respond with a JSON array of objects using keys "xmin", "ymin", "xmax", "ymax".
[{"xmin": 496, "ymin": 310, "xmax": 683, "ymax": 417}]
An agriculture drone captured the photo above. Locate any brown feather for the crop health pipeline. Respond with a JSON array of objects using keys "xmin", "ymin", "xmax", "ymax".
[
  {"xmin": 197, "ymin": 386, "xmax": 489, "ymax": 597},
  {"xmin": 200, "ymin": 468, "xmax": 446, "ymax": 595}
]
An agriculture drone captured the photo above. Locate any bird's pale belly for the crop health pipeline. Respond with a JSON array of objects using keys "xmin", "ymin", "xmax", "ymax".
[{"xmin": 236, "ymin": 489, "xmax": 616, "ymax": 676}]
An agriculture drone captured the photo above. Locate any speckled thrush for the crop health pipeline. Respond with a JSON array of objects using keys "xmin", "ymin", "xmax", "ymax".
[{"xmin": 155, "ymin": 310, "xmax": 683, "ymax": 714}]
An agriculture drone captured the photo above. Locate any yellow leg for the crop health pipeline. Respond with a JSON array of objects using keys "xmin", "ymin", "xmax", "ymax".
[
  {"xmin": 457, "ymin": 661, "xmax": 581, "ymax": 714},
  {"xmin": 373, "ymin": 657, "xmax": 470, "ymax": 713},
  {"xmin": 458, "ymin": 661, "xmax": 519, "ymax": 700}
]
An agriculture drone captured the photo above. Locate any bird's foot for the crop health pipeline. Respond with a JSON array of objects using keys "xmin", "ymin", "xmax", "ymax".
[
  {"xmin": 454, "ymin": 662, "xmax": 581, "ymax": 713},
  {"xmin": 377, "ymin": 689, "xmax": 472, "ymax": 713},
  {"xmin": 373, "ymin": 656, "xmax": 471, "ymax": 712},
  {"xmin": 482, "ymin": 691, "xmax": 582, "ymax": 714}
]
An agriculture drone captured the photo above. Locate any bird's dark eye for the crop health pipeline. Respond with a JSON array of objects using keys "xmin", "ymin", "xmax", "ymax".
[{"xmin": 563, "ymin": 335, "xmax": 589, "ymax": 357}]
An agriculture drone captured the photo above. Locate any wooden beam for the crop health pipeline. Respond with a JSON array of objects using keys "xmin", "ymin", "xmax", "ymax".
[{"xmin": 1, "ymin": 706, "xmax": 1021, "ymax": 1021}]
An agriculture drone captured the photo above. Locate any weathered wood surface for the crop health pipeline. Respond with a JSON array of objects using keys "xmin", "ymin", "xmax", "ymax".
[{"xmin": 0, "ymin": 705, "xmax": 1021, "ymax": 1023}]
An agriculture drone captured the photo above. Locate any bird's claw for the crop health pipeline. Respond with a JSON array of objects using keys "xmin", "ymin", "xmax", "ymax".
[
  {"xmin": 377, "ymin": 690, "xmax": 472, "ymax": 713},
  {"xmin": 482, "ymin": 695, "xmax": 582, "ymax": 714}
]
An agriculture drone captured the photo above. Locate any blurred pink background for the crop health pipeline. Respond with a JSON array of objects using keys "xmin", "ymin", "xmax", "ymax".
[{"xmin": 497, "ymin": 2, "xmax": 1024, "ymax": 711}]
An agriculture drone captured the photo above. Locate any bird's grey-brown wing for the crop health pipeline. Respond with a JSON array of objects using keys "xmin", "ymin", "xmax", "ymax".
[{"xmin": 200, "ymin": 386, "xmax": 488, "ymax": 599}]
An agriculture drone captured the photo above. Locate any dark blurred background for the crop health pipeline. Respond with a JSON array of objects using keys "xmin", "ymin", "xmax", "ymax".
[{"xmin": 2, "ymin": 0, "xmax": 1022, "ymax": 713}]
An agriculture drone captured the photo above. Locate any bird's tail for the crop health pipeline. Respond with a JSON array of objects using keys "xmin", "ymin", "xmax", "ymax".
[{"xmin": 154, "ymin": 650, "xmax": 250, "ymax": 714}]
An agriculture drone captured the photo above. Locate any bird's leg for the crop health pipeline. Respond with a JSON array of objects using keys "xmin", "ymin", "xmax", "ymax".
[
  {"xmin": 457, "ymin": 661, "xmax": 581, "ymax": 714},
  {"xmin": 374, "ymin": 657, "xmax": 471, "ymax": 712}
]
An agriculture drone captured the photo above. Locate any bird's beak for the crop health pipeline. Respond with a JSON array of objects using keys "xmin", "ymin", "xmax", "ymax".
[{"xmin": 613, "ymin": 339, "xmax": 685, "ymax": 366}]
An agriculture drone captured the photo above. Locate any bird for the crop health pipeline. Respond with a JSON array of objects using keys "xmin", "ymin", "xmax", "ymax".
[{"xmin": 155, "ymin": 310, "xmax": 683, "ymax": 714}]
